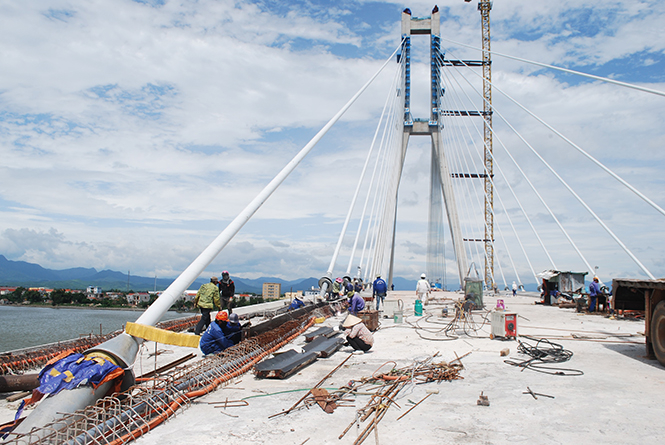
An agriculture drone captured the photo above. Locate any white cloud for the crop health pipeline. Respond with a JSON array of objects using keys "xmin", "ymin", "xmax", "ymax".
[{"xmin": 0, "ymin": 0, "xmax": 663, "ymax": 287}]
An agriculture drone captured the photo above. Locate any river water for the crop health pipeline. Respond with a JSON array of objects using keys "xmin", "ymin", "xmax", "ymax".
[{"xmin": 0, "ymin": 305, "xmax": 188, "ymax": 353}]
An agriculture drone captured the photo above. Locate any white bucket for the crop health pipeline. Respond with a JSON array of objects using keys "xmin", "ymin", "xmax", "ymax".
[{"xmin": 393, "ymin": 310, "xmax": 403, "ymax": 323}]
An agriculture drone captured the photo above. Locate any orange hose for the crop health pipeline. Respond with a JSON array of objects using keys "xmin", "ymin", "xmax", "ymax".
[{"xmin": 107, "ymin": 318, "xmax": 315, "ymax": 445}]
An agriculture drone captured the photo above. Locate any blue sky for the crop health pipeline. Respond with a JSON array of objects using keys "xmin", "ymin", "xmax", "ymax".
[{"xmin": 0, "ymin": 0, "xmax": 664, "ymax": 287}]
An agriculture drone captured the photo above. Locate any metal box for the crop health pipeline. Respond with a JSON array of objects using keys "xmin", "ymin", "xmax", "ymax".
[
  {"xmin": 490, "ymin": 311, "xmax": 517, "ymax": 339},
  {"xmin": 357, "ymin": 310, "xmax": 380, "ymax": 331}
]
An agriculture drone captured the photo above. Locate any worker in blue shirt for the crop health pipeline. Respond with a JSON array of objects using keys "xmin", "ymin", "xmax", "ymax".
[
  {"xmin": 589, "ymin": 276, "xmax": 601, "ymax": 312},
  {"xmin": 200, "ymin": 312, "xmax": 245, "ymax": 355},
  {"xmin": 372, "ymin": 274, "xmax": 387, "ymax": 310},
  {"xmin": 347, "ymin": 290, "xmax": 365, "ymax": 315},
  {"xmin": 200, "ymin": 311, "xmax": 234, "ymax": 355}
]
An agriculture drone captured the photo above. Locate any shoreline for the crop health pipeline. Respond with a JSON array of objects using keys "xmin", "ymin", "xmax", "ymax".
[{"xmin": 0, "ymin": 303, "xmax": 192, "ymax": 313}]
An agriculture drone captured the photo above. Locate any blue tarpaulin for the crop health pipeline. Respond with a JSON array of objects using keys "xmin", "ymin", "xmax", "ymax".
[{"xmin": 37, "ymin": 353, "xmax": 122, "ymax": 396}]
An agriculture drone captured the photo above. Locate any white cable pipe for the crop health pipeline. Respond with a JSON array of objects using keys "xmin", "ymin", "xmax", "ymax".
[
  {"xmin": 443, "ymin": 52, "xmax": 595, "ymax": 277},
  {"xmin": 437, "ymin": 41, "xmax": 665, "ymax": 219},
  {"xmin": 346, "ymin": 66, "xmax": 402, "ymax": 275},
  {"xmin": 443, "ymin": 66, "xmax": 541, "ymax": 283},
  {"xmin": 140, "ymin": 44, "xmax": 400, "ymax": 325},
  {"xmin": 438, "ymin": 36, "xmax": 665, "ymax": 98},
  {"xmin": 446, "ymin": 54, "xmax": 655, "ymax": 279},
  {"xmin": 441, "ymin": 71, "xmax": 514, "ymax": 287}
]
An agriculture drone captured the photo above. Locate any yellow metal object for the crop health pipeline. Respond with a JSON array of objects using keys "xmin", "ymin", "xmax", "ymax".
[
  {"xmin": 125, "ymin": 322, "xmax": 201, "ymax": 348},
  {"xmin": 314, "ymin": 317, "xmax": 326, "ymax": 324}
]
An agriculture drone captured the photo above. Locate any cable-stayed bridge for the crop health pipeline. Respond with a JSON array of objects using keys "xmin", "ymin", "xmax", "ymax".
[
  {"xmin": 150, "ymin": 3, "xmax": 664, "ymax": 302},
  {"xmin": 8, "ymin": 4, "xmax": 665, "ymax": 439},
  {"xmin": 312, "ymin": 5, "xmax": 664, "ymax": 295}
]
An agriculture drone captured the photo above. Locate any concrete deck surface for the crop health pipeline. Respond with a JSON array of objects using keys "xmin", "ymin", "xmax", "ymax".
[{"xmin": 3, "ymin": 291, "xmax": 664, "ymax": 444}]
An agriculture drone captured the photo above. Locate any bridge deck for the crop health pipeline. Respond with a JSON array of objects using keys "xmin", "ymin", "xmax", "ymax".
[{"xmin": 1, "ymin": 291, "xmax": 661, "ymax": 444}]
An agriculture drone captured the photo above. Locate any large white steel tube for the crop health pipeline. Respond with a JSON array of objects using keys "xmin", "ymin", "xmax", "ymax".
[
  {"xmin": 8, "ymin": 44, "xmax": 403, "ymax": 441},
  {"xmin": 137, "ymin": 46, "xmax": 399, "ymax": 327}
]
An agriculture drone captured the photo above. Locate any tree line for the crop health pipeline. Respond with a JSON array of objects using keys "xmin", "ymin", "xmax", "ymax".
[{"xmin": 2, "ymin": 287, "xmax": 267, "ymax": 311}]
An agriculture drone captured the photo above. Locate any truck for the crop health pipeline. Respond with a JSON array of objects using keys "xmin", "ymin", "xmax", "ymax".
[{"xmin": 612, "ymin": 278, "xmax": 665, "ymax": 367}]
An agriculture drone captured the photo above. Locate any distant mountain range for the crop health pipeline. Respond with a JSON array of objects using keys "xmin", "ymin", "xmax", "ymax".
[{"xmin": 0, "ymin": 255, "xmax": 420, "ymax": 293}]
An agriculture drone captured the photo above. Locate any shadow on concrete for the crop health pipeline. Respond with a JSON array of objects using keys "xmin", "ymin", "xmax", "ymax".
[{"xmin": 603, "ymin": 342, "xmax": 664, "ymax": 370}]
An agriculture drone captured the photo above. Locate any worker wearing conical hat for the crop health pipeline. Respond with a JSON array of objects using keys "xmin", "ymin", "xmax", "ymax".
[{"xmin": 341, "ymin": 314, "xmax": 374, "ymax": 353}]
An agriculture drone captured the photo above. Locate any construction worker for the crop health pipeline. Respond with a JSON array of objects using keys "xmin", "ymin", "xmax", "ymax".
[
  {"xmin": 354, "ymin": 279, "xmax": 362, "ymax": 293},
  {"xmin": 589, "ymin": 276, "xmax": 601, "ymax": 312},
  {"xmin": 332, "ymin": 277, "xmax": 343, "ymax": 299},
  {"xmin": 226, "ymin": 313, "xmax": 243, "ymax": 345},
  {"xmin": 416, "ymin": 273, "xmax": 431, "ymax": 305},
  {"xmin": 194, "ymin": 276, "xmax": 221, "ymax": 335},
  {"xmin": 372, "ymin": 274, "xmax": 387, "ymax": 310},
  {"xmin": 347, "ymin": 290, "xmax": 365, "ymax": 315},
  {"xmin": 199, "ymin": 310, "xmax": 234, "ymax": 355},
  {"xmin": 218, "ymin": 271, "xmax": 235, "ymax": 313},
  {"xmin": 341, "ymin": 314, "xmax": 374, "ymax": 353}
]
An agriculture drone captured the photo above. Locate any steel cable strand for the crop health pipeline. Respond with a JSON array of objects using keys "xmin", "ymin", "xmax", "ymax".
[
  {"xmin": 436, "ymin": 51, "xmax": 557, "ymax": 271},
  {"xmin": 441, "ymin": 56, "xmax": 547, "ymax": 283},
  {"xmin": 439, "ymin": 88, "xmax": 486, "ymax": 272},
  {"xmin": 440, "ymin": 67, "xmax": 523, "ymax": 287},
  {"xmin": 442, "ymin": 48, "xmax": 655, "ymax": 279}
]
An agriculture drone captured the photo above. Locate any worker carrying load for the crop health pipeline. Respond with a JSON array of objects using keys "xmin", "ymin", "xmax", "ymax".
[{"xmin": 199, "ymin": 311, "xmax": 244, "ymax": 355}]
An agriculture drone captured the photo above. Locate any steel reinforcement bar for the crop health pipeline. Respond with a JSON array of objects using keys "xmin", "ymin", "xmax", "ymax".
[{"xmin": 5, "ymin": 313, "xmax": 320, "ymax": 445}]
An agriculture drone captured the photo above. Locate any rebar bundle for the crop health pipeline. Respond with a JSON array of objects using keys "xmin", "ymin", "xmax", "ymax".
[
  {"xmin": 4, "ymin": 315, "xmax": 314, "ymax": 445},
  {"xmin": 338, "ymin": 354, "xmax": 464, "ymax": 445}
]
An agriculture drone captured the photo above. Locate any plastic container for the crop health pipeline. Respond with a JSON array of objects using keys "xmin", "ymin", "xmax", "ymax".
[
  {"xmin": 414, "ymin": 299, "xmax": 423, "ymax": 316},
  {"xmin": 393, "ymin": 310, "xmax": 403, "ymax": 323}
]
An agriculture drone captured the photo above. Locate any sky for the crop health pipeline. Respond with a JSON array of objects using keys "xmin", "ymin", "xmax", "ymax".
[{"xmin": 0, "ymin": 0, "xmax": 664, "ymax": 288}]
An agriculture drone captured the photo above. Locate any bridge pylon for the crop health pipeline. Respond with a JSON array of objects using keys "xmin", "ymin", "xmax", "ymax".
[{"xmin": 387, "ymin": 7, "xmax": 469, "ymax": 288}]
